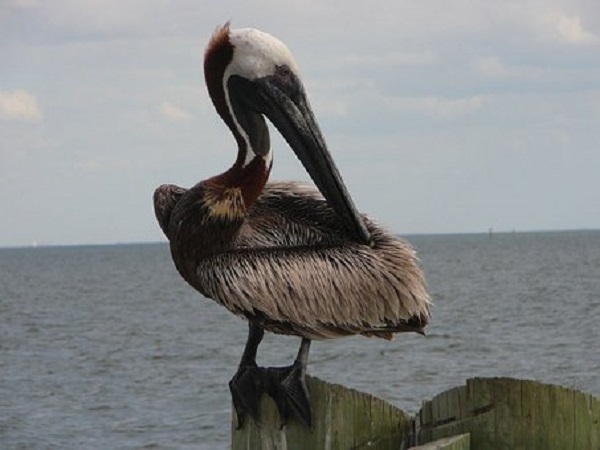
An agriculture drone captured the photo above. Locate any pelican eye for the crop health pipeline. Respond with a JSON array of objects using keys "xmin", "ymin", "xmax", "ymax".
[
  {"xmin": 275, "ymin": 64, "xmax": 292, "ymax": 80},
  {"xmin": 274, "ymin": 65, "xmax": 301, "ymax": 100}
]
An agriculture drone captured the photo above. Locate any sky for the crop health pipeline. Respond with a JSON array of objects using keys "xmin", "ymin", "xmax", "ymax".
[{"xmin": 1, "ymin": 0, "xmax": 599, "ymax": 247}]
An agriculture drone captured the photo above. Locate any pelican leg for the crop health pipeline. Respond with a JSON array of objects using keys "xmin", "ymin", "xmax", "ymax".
[
  {"xmin": 229, "ymin": 322, "xmax": 265, "ymax": 429},
  {"xmin": 265, "ymin": 338, "xmax": 312, "ymax": 429}
]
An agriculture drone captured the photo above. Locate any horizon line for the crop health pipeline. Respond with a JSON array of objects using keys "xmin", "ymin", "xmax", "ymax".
[{"xmin": 1, "ymin": 227, "xmax": 599, "ymax": 251}]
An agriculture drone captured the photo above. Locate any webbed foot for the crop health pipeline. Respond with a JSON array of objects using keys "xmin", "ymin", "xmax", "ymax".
[
  {"xmin": 229, "ymin": 365, "xmax": 265, "ymax": 429},
  {"xmin": 272, "ymin": 362, "xmax": 312, "ymax": 428},
  {"xmin": 263, "ymin": 338, "xmax": 313, "ymax": 428}
]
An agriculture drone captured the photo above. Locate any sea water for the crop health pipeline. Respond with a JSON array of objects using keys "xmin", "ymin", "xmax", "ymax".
[{"xmin": 1, "ymin": 231, "xmax": 599, "ymax": 448}]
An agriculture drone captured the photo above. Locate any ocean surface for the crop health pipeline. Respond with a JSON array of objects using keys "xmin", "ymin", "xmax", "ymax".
[{"xmin": 1, "ymin": 230, "xmax": 599, "ymax": 449}]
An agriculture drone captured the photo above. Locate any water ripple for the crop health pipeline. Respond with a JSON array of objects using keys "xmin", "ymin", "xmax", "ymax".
[{"xmin": 1, "ymin": 232, "xmax": 599, "ymax": 448}]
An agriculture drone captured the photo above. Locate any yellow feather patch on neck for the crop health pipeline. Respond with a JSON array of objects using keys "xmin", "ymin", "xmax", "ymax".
[{"xmin": 203, "ymin": 186, "xmax": 246, "ymax": 221}]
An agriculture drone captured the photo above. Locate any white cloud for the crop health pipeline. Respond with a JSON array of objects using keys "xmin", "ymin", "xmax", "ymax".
[
  {"xmin": 2, "ymin": 0, "xmax": 600, "ymax": 246},
  {"xmin": 472, "ymin": 56, "xmax": 544, "ymax": 80},
  {"xmin": 473, "ymin": 56, "xmax": 515, "ymax": 78},
  {"xmin": 385, "ymin": 95, "xmax": 485, "ymax": 117},
  {"xmin": 537, "ymin": 11, "xmax": 600, "ymax": 45},
  {"xmin": 159, "ymin": 102, "xmax": 191, "ymax": 122},
  {"xmin": 0, "ymin": 90, "xmax": 43, "ymax": 121},
  {"xmin": 553, "ymin": 13, "xmax": 599, "ymax": 45},
  {"xmin": 339, "ymin": 51, "xmax": 439, "ymax": 68}
]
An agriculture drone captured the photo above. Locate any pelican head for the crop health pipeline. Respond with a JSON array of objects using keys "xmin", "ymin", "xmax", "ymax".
[{"xmin": 204, "ymin": 23, "xmax": 370, "ymax": 244}]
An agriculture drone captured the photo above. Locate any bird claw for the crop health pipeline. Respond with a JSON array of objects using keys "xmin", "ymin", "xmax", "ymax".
[
  {"xmin": 264, "ymin": 363, "xmax": 312, "ymax": 429},
  {"xmin": 229, "ymin": 365, "xmax": 266, "ymax": 429}
]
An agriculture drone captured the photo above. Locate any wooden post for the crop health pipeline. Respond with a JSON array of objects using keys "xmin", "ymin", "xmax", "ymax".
[
  {"xmin": 414, "ymin": 377, "xmax": 600, "ymax": 450},
  {"xmin": 231, "ymin": 376, "xmax": 598, "ymax": 450},
  {"xmin": 231, "ymin": 375, "xmax": 413, "ymax": 450}
]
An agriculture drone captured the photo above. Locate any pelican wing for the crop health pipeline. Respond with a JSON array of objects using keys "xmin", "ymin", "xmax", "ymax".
[{"xmin": 191, "ymin": 181, "xmax": 431, "ymax": 340}]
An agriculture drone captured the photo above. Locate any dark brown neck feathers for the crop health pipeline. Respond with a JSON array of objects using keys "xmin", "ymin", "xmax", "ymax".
[
  {"xmin": 204, "ymin": 23, "xmax": 246, "ymax": 168},
  {"xmin": 207, "ymin": 156, "xmax": 271, "ymax": 212},
  {"xmin": 204, "ymin": 23, "xmax": 271, "ymax": 212}
]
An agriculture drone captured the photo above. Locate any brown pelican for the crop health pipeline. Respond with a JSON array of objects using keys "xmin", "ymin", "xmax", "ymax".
[{"xmin": 153, "ymin": 23, "xmax": 431, "ymax": 428}]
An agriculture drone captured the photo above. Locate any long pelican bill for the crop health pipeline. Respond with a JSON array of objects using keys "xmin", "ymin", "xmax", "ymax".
[{"xmin": 255, "ymin": 76, "xmax": 371, "ymax": 244}]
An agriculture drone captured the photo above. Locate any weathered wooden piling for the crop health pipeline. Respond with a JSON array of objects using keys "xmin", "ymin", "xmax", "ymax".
[
  {"xmin": 231, "ymin": 375, "xmax": 412, "ymax": 449},
  {"xmin": 415, "ymin": 377, "xmax": 599, "ymax": 450},
  {"xmin": 231, "ymin": 376, "xmax": 599, "ymax": 450}
]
